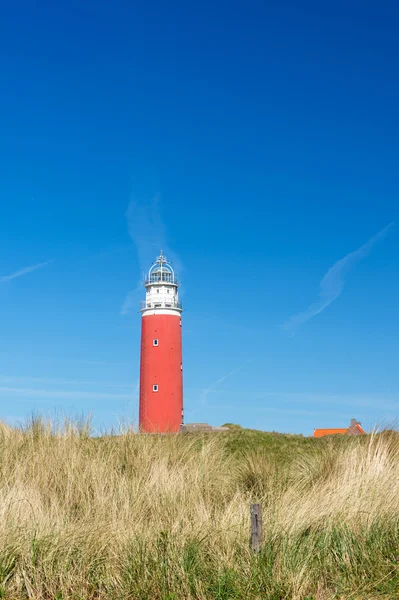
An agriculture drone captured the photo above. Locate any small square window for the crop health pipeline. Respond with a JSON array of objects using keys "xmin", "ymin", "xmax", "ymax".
[
  {"xmin": 153, "ymin": 339, "xmax": 159, "ymax": 346},
  {"xmin": 153, "ymin": 384, "xmax": 158, "ymax": 392}
]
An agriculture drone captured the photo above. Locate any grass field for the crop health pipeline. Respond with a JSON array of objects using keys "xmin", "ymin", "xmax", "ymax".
[{"xmin": 0, "ymin": 419, "xmax": 398, "ymax": 599}]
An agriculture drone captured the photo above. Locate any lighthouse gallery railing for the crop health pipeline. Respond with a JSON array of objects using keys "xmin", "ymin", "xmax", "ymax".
[{"xmin": 140, "ymin": 300, "xmax": 182, "ymax": 310}]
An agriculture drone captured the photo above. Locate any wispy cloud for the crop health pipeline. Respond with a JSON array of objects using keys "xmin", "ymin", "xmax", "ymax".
[
  {"xmin": 78, "ymin": 359, "xmax": 130, "ymax": 368},
  {"xmin": 206, "ymin": 403, "xmax": 347, "ymax": 418},
  {"xmin": 245, "ymin": 390, "xmax": 399, "ymax": 412},
  {"xmin": 121, "ymin": 191, "xmax": 182, "ymax": 315},
  {"xmin": 283, "ymin": 223, "xmax": 394, "ymax": 332},
  {"xmin": 0, "ymin": 260, "xmax": 52, "ymax": 284},
  {"xmin": 0, "ymin": 375, "xmax": 134, "ymax": 390},
  {"xmin": 200, "ymin": 361, "xmax": 251, "ymax": 406},
  {"xmin": 197, "ymin": 391, "xmax": 399, "ymax": 421},
  {"xmin": 0, "ymin": 386, "xmax": 132, "ymax": 401},
  {"xmin": 187, "ymin": 387, "xmax": 399, "ymax": 412}
]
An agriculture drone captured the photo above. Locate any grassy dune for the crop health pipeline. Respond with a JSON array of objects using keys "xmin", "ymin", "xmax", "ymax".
[{"xmin": 0, "ymin": 420, "xmax": 398, "ymax": 599}]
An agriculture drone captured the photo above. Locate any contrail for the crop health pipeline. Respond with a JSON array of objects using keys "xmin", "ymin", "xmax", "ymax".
[
  {"xmin": 0, "ymin": 260, "xmax": 52, "ymax": 284},
  {"xmin": 200, "ymin": 361, "xmax": 252, "ymax": 405},
  {"xmin": 283, "ymin": 223, "xmax": 394, "ymax": 331}
]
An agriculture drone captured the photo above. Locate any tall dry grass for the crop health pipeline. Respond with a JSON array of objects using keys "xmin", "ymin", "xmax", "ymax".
[{"xmin": 0, "ymin": 418, "xmax": 398, "ymax": 599}]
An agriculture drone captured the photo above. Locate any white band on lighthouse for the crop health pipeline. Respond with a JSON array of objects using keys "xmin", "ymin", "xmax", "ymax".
[{"xmin": 142, "ymin": 308, "xmax": 181, "ymax": 317}]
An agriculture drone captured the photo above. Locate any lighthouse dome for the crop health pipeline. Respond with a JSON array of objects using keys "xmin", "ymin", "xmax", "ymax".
[
  {"xmin": 141, "ymin": 252, "xmax": 181, "ymax": 313},
  {"xmin": 147, "ymin": 253, "xmax": 175, "ymax": 284}
]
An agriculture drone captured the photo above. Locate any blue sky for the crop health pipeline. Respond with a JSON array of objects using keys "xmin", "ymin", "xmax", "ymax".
[{"xmin": 1, "ymin": 1, "xmax": 398, "ymax": 434}]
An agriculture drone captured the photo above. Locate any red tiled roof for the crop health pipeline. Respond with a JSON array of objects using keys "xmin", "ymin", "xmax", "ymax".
[
  {"xmin": 314, "ymin": 423, "xmax": 366, "ymax": 438},
  {"xmin": 313, "ymin": 428, "xmax": 347, "ymax": 438}
]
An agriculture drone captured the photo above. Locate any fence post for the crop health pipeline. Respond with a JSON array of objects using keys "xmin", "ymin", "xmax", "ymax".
[{"xmin": 250, "ymin": 503, "xmax": 262, "ymax": 553}]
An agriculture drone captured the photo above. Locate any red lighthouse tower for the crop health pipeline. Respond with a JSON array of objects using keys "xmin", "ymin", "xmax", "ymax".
[{"xmin": 139, "ymin": 252, "xmax": 183, "ymax": 433}]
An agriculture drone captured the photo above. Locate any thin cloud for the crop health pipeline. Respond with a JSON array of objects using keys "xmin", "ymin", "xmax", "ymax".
[
  {"xmin": 200, "ymin": 361, "xmax": 251, "ymax": 406},
  {"xmin": 120, "ymin": 290, "xmax": 138, "ymax": 316},
  {"xmin": 126, "ymin": 194, "xmax": 167, "ymax": 274},
  {"xmin": 0, "ymin": 386, "xmax": 132, "ymax": 401},
  {"xmin": 78, "ymin": 360, "xmax": 130, "ymax": 367},
  {"xmin": 187, "ymin": 387, "xmax": 399, "ymax": 411},
  {"xmin": 283, "ymin": 223, "xmax": 394, "ymax": 331},
  {"xmin": 0, "ymin": 375, "xmax": 134, "ymax": 390},
  {"xmin": 212, "ymin": 362, "xmax": 251, "ymax": 387},
  {"xmin": 121, "ymin": 192, "xmax": 182, "ymax": 315},
  {"xmin": 207, "ymin": 403, "xmax": 347, "ymax": 418},
  {"xmin": 204, "ymin": 392, "xmax": 399, "ymax": 419},
  {"xmin": 230, "ymin": 390, "xmax": 399, "ymax": 412},
  {"xmin": 0, "ymin": 260, "xmax": 52, "ymax": 284}
]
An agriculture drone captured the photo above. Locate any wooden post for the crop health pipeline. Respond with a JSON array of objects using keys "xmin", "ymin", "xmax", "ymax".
[{"xmin": 250, "ymin": 503, "xmax": 262, "ymax": 552}]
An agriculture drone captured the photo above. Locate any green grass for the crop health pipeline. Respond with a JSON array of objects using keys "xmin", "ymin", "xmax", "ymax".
[{"xmin": 0, "ymin": 418, "xmax": 397, "ymax": 599}]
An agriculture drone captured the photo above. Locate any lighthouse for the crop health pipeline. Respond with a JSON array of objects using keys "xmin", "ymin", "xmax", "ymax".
[{"xmin": 139, "ymin": 252, "xmax": 183, "ymax": 433}]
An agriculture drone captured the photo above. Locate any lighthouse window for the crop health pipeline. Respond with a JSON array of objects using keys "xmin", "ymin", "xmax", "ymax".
[
  {"xmin": 153, "ymin": 385, "xmax": 158, "ymax": 392},
  {"xmin": 167, "ymin": 289, "xmax": 170, "ymax": 293},
  {"xmin": 153, "ymin": 339, "xmax": 159, "ymax": 346}
]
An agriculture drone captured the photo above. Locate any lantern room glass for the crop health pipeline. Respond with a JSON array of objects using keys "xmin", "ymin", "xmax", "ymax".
[{"xmin": 147, "ymin": 253, "xmax": 175, "ymax": 284}]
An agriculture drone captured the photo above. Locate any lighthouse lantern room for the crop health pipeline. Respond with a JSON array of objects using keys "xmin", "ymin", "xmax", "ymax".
[{"xmin": 139, "ymin": 252, "xmax": 183, "ymax": 433}]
